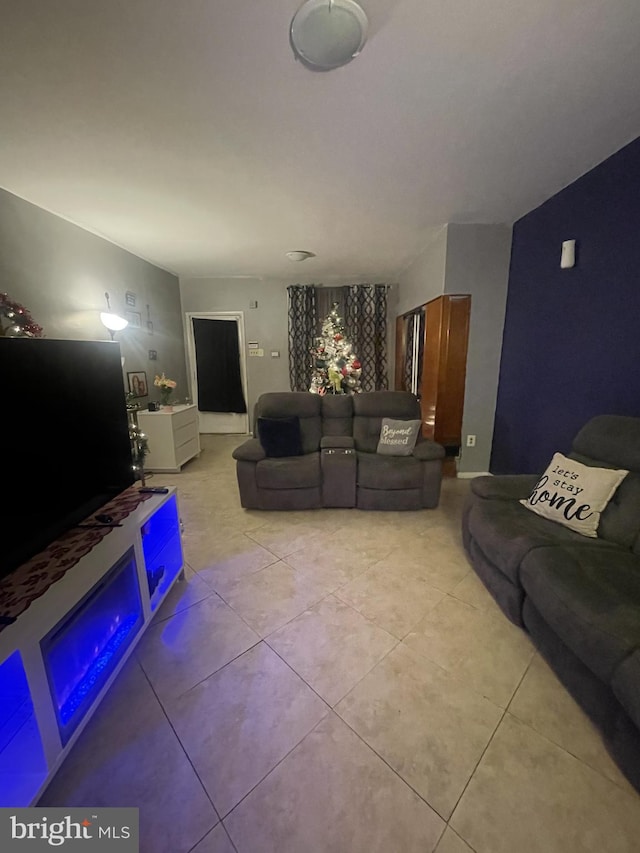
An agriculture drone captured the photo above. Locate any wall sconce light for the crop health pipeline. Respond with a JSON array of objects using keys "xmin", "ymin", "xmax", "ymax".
[
  {"xmin": 100, "ymin": 291, "xmax": 129, "ymax": 340},
  {"xmin": 560, "ymin": 240, "xmax": 576, "ymax": 269}
]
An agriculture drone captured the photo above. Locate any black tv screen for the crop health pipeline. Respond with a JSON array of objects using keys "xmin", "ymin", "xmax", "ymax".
[{"xmin": 0, "ymin": 338, "xmax": 135, "ymax": 581}]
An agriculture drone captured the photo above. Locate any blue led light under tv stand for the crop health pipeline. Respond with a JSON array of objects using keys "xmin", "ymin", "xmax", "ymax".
[{"xmin": 0, "ymin": 486, "xmax": 184, "ymax": 808}]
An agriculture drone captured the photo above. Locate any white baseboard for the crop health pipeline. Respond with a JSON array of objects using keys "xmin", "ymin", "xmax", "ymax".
[{"xmin": 456, "ymin": 471, "xmax": 492, "ymax": 479}]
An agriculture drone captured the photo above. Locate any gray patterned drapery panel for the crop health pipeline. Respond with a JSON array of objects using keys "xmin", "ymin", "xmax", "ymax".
[
  {"xmin": 287, "ymin": 284, "xmax": 317, "ymax": 391},
  {"xmin": 343, "ymin": 284, "xmax": 389, "ymax": 392},
  {"xmin": 287, "ymin": 283, "xmax": 389, "ymax": 392}
]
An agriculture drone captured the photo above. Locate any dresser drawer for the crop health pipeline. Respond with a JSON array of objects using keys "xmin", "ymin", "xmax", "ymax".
[
  {"xmin": 172, "ymin": 407, "xmax": 198, "ymax": 430},
  {"xmin": 174, "ymin": 420, "xmax": 199, "ymax": 449},
  {"xmin": 138, "ymin": 405, "xmax": 200, "ymax": 472},
  {"xmin": 175, "ymin": 437, "xmax": 200, "ymax": 468}
]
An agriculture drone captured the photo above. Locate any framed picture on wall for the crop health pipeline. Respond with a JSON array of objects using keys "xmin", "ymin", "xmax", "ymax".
[
  {"xmin": 125, "ymin": 311, "xmax": 142, "ymax": 328},
  {"xmin": 127, "ymin": 371, "xmax": 148, "ymax": 398}
]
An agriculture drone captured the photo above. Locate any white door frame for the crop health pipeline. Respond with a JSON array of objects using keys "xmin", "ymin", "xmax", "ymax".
[{"xmin": 185, "ymin": 311, "xmax": 250, "ymax": 434}]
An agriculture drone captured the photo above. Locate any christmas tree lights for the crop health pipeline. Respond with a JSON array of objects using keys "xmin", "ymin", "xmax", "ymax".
[
  {"xmin": 309, "ymin": 303, "xmax": 362, "ymax": 395},
  {"xmin": 0, "ymin": 292, "xmax": 43, "ymax": 337}
]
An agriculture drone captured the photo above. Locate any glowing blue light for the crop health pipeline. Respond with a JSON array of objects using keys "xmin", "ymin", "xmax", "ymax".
[{"xmin": 58, "ymin": 614, "xmax": 139, "ymax": 725}]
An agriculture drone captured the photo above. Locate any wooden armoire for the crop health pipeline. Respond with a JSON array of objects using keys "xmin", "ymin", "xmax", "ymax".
[{"xmin": 395, "ymin": 294, "xmax": 471, "ymax": 470}]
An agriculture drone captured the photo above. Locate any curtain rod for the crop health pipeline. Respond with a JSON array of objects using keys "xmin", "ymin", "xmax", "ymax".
[{"xmin": 288, "ymin": 283, "xmax": 393, "ymax": 289}]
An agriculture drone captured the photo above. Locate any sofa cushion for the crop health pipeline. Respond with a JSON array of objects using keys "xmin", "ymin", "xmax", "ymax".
[
  {"xmin": 254, "ymin": 392, "xmax": 322, "ymax": 454},
  {"xmin": 519, "ymin": 452, "xmax": 628, "ymax": 539},
  {"xmin": 465, "ymin": 495, "xmax": 611, "ymax": 585},
  {"xmin": 611, "ymin": 650, "xmax": 640, "ymax": 732},
  {"xmin": 258, "ymin": 416, "xmax": 303, "ymax": 458},
  {"xmin": 353, "ymin": 390, "xmax": 421, "ymax": 452},
  {"xmin": 571, "ymin": 414, "xmax": 640, "ymax": 472},
  {"xmin": 232, "ymin": 437, "xmax": 266, "ymax": 462},
  {"xmin": 520, "ymin": 545, "xmax": 640, "ymax": 683},
  {"xmin": 412, "ymin": 439, "xmax": 446, "ymax": 462},
  {"xmin": 357, "ymin": 452, "xmax": 424, "ymax": 490},
  {"xmin": 376, "ymin": 418, "xmax": 421, "ymax": 456},
  {"xmin": 321, "ymin": 394, "xmax": 353, "ymax": 437},
  {"xmin": 255, "ymin": 453, "xmax": 321, "ymax": 490},
  {"xmin": 470, "ymin": 474, "xmax": 539, "ymax": 501},
  {"xmin": 569, "ymin": 414, "xmax": 640, "ymax": 551},
  {"xmin": 569, "ymin": 459, "xmax": 640, "ymax": 551}
]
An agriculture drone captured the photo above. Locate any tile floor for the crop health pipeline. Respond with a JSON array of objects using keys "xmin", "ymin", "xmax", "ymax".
[{"xmin": 40, "ymin": 435, "xmax": 640, "ymax": 852}]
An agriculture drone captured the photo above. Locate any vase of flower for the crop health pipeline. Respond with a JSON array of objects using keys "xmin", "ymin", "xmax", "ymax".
[{"xmin": 154, "ymin": 373, "xmax": 177, "ymax": 410}]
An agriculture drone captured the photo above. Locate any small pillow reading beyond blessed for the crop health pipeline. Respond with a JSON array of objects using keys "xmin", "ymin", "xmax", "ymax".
[
  {"xmin": 257, "ymin": 416, "xmax": 303, "ymax": 458},
  {"xmin": 376, "ymin": 418, "xmax": 421, "ymax": 456},
  {"xmin": 519, "ymin": 451, "xmax": 628, "ymax": 538}
]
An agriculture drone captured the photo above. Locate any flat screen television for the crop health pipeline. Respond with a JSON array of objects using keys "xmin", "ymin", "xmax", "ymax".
[{"xmin": 0, "ymin": 338, "xmax": 135, "ymax": 582}]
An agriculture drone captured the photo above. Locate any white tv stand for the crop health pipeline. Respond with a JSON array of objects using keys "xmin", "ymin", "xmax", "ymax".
[{"xmin": 0, "ymin": 486, "xmax": 184, "ymax": 808}]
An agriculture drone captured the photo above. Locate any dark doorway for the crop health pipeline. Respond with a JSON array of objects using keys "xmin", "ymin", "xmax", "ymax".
[{"xmin": 192, "ymin": 317, "xmax": 247, "ymax": 414}]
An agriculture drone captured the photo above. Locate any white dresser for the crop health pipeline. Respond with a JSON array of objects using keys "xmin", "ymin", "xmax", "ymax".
[{"xmin": 137, "ymin": 404, "xmax": 201, "ymax": 472}]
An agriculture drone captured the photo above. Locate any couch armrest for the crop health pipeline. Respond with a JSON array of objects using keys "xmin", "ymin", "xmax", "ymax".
[
  {"xmin": 321, "ymin": 435, "xmax": 355, "ymax": 450},
  {"xmin": 470, "ymin": 474, "xmax": 539, "ymax": 500},
  {"xmin": 413, "ymin": 439, "xmax": 445, "ymax": 462},
  {"xmin": 232, "ymin": 438, "xmax": 266, "ymax": 462}
]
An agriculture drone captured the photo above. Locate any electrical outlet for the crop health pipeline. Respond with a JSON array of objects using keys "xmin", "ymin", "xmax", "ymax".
[{"xmin": 466, "ymin": 434, "xmax": 476, "ymax": 447}]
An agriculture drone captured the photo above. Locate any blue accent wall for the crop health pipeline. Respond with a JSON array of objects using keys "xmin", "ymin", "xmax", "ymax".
[{"xmin": 491, "ymin": 136, "xmax": 640, "ymax": 474}]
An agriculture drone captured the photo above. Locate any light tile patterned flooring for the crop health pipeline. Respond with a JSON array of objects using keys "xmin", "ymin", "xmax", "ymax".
[{"xmin": 40, "ymin": 435, "xmax": 640, "ymax": 852}]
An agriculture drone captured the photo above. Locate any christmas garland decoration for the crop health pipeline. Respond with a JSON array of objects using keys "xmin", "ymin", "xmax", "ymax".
[{"xmin": 0, "ymin": 292, "xmax": 43, "ymax": 337}]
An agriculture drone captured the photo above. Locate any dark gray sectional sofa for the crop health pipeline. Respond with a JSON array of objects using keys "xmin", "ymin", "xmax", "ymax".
[
  {"xmin": 462, "ymin": 414, "xmax": 640, "ymax": 791},
  {"xmin": 232, "ymin": 390, "xmax": 445, "ymax": 511}
]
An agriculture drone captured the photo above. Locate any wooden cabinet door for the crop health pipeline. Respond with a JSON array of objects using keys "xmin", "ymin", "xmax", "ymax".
[
  {"xmin": 420, "ymin": 295, "xmax": 470, "ymax": 450},
  {"xmin": 396, "ymin": 294, "xmax": 471, "ymax": 453}
]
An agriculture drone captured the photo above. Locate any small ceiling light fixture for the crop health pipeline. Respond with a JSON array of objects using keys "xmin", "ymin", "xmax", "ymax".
[
  {"xmin": 290, "ymin": 0, "xmax": 368, "ymax": 71},
  {"xmin": 286, "ymin": 250, "xmax": 316, "ymax": 262},
  {"xmin": 100, "ymin": 291, "xmax": 129, "ymax": 340}
]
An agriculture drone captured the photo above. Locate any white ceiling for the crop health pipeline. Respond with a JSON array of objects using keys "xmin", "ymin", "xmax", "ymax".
[{"xmin": 1, "ymin": 0, "xmax": 639, "ymax": 280}]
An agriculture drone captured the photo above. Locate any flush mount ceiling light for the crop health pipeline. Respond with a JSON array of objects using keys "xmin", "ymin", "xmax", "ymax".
[
  {"xmin": 286, "ymin": 250, "xmax": 316, "ymax": 261},
  {"xmin": 290, "ymin": 0, "xmax": 368, "ymax": 71}
]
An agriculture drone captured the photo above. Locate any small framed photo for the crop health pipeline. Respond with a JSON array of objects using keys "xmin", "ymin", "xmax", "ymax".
[
  {"xmin": 125, "ymin": 291, "xmax": 137, "ymax": 307},
  {"xmin": 127, "ymin": 371, "xmax": 148, "ymax": 397},
  {"xmin": 125, "ymin": 311, "xmax": 142, "ymax": 328},
  {"xmin": 148, "ymin": 349, "xmax": 158, "ymax": 361}
]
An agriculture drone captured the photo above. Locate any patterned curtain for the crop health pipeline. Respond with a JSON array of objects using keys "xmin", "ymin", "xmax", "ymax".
[
  {"xmin": 403, "ymin": 314, "xmax": 414, "ymax": 392},
  {"xmin": 287, "ymin": 285, "xmax": 317, "ymax": 391},
  {"xmin": 315, "ymin": 285, "xmax": 345, "ymax": 326},
  {"xmin": 343, "ymin": 284, "xmax": 389, "ymax": 391}
]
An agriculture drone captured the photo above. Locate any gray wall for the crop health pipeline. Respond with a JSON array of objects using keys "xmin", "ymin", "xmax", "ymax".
[
  {"xmin": 179, "ymin": 277, "xmax": 290, "ymax": 424},
  {"xmin": 444, "ymin": 223, "xmax": 512, "ymax": 473},
  {"xmin": 396, "ymin": 226, "xmax": 448, "ymax": 315},
  {"xmin": 180, "ymin": 277, "xmax": 398, "ymax": 424},
  {"xmin": 0, "ymin": 189, "xmax": 187, "ymax": 404},
  {"xmin": 1, "ymin": 185, "xmax": 509, "ymax": 470},
  {"xmin": 394, "ymin": 222, "xmax": 512, "ymax": 474}
]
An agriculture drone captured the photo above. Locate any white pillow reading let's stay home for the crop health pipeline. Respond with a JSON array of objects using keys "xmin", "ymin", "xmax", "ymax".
[{"xmin": 520, "ymin": 452, "xmax": 628, "ymax": 538}]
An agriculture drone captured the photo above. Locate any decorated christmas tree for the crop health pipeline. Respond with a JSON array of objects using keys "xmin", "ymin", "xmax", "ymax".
[
  {"xmin": 309, "ymin": 303, "xmax": 362, "ymax": 395},
  {"xmin": 0, "ymin": 292, "xmax": 43, "ymax": 337}
]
